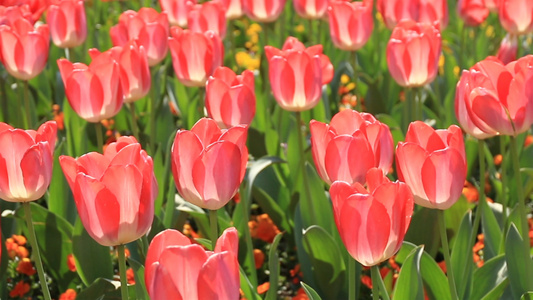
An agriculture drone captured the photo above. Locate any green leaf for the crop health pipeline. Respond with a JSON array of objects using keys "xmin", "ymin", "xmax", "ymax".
[
  {"xmin": 128, "ymin": 257, "xmax": 148, "ymax": 300},
  {"xmin": 302, "ymin": 225, "xmax": 346, "ymax": 300},
  {"xmin": 505, "ymin": 223, "xmax": 533, "ymax": 299},
  {"xmin": 395, "ymin": 242, "xmax": 451, "ymax": 300},
  {"xmin": 393, "ymin": 245, "xmax": 425, "ymax": 300},
  {"xmin": 480, "ymin": 200, "xmax": 502, "ymax": 261},
  {"xmin": 76, "ymin": 278, "xmax": 117, "ymax": 300},
  {"xmin": 239, "ymin": 265, "xmax": 260, "ymax": 300},
  {"xmin": 265, "ymin": 232, "xmax": 284, "ymax": 300},
  {"xmin": 47, "ymin": 140, "xmax": 76, "ymax": 224},
  {"xmin": 301, "ymin": 282, "xmax": 323, "ymax": 300},
  {"xmin": 72, "ymin": 218, "xmax": 113, "ymax": 286},
  {"xmin": 404, "ymin": 207, "xmax": 440, "ymax": 257},
  {"xmin": 471, "ymin": 254, "xmax": 508, "ymax": 300},
  {"xmin": 521, "ymin": 292, "xmax": 533, "ymax": 300},
  {"xmin": 451, "ymin": 211, "xmax": 474, "ymax": 300}
]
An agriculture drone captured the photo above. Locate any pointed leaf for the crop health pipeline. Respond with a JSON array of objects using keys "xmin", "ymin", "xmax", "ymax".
[{"xmin": 393, "ymin": 245, "xmax": 425, "ymax": 300}]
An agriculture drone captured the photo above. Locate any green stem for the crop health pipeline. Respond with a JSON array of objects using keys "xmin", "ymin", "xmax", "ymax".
[
  {"xmin": 295, "ymin": 112, "xmax": 317, "ymax": 223},
  {"xmin": 371, "ymin": 264, "xmax": 390, "ymax": 300},
  {"xmin": 241, "ymin": 185, "xmax": 258, "ymax": 286},
  {"xmin": 349, "ymin": 257, "xmax": 356, "ymax": 300},
  {"xmin": 128, "ymin": 103, "xmax": 139, "ymax": 142},
  {"xmin": 95, "ymin": 122, "xmax": 104, "ymax": 152},
  {"xmin": 209, "ymin": 209, "xmax": 218, "ymax": 250},
  {"xmin": 415, "ymin": 87, "xmax": 423, "ymax": 121},
  {"xmin": 199, "ymin": 87, "xmax": 205, "ymax": 117},
  {"xmin": 470, "ymin": 140, "xmax": 485, "ymax": 251},
  {"xmin": 149, "ymin": 67, "xmax": 158, "ymax": 154},
  {"xmin": 65, "ymin": 47, "xmax": 71, "ymax": 61},
  {"xmin": 438, "ymin": 209, "xmax": 459, "ymax": 300},
  {"xmin": 230, "ymin": 21, "xmax": 237, "ymax": 70},
  {"xmin": 509, "ymin": 136, "xmax": 533, "ymax": 282},
  {"xmin": 351, "ymin": 51, "xmax": 361, "ymax": 111},
  {"xmin": 308, "ymin": 19, "xmax": 313, "ymax": 45},
  {"xmin": 23, "ymin": 80, "xmax": 32, "ymax": 129},
  {"xmin": 117, "ymin": 244, "xmax": 129, "ymax": 300},
  {"xmin": 23, "ymin": 202, "xmax": 51, "ymax": 300},
  {"xmin": 499, "ymin": 136, "xmax": 508, "ymax": 247}
]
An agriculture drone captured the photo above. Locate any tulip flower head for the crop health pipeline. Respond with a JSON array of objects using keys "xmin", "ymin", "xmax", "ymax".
[
  {"xmin": 160, "ymin": 0, "xmax": 196, "ymax": 27},
  {"xmin": 293, "ymin": 0, "xmax": 328, "ymax": 19},
  {"xmin": 386, "ymin": 20, "xmax": 441, "ymax": 87},
  {"xmin": 145, "ymin": 227, "xmax": 240, "ymax": 300},
  {"xmin": 205, "ymin": 66, "xmax": 256, "ymax": 128},
  {"xmin": 396, "ymin": 121, "xmax": 467, "ymax": 210},
  {"xmin": 458, "ymin": 0, "xmax": 489, "ymax": 26},
  {"xmin": 187, "ymin": 0, "xmax": 227, "ymax": 38},
  {"xmin": 46, "ymin": 0, "xmax": 87, "ymax": 48},
  {"xmin": 328, "ymin": 0, "xmax": 374, "ymax": 51},
  {"xmin": 310, "ymin": 109, "xmax": 394, "ymax": 186},
  {"xmin": 455, "ymin": 55, "xmax": 533, "ymax": 138},
  {"xmin": 60, "ymin": 136, "xmax": 157, "ymax": 246},
  {"xmin": 171, "ymin": 118, "xmax": 248, "ymax": 210},
  {"xmin": 220, "ymin": 0, "xmax": 243, "ymax": 19},
  {"xmin": 499, "ymin": 0, "xmax": 533, "ymax": 35},
  {"xmin": 0, "ymin": 121, "xmax": 56, "ymax": 202},
  {"xmin": 242, "ymin": 0, "xmax": 287, "ymax": 22},
  {"xmin": 0, "ymin": 18, "xmax": 49, "ymax": 80},
  {"xmin": 377, "ymin": 0, "xmax": 448, "ymax": 29},
  {"xmin": 330, "ymin": 168, "xmax": 414, "ymax": 266},
  {"xmin": 497, "ymin": 33, "xmax": 518, "ymax": 65}
]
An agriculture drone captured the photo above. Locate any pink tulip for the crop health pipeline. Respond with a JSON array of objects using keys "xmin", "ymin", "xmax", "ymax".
[
  {"xmin": 310, "ymin": 109, "xmax": 394, "ymax": 186},
  {"xmin": 0, "ymin": 121, "xmax": 56, "ymax": 202},
  {"xmin": 0, "ymin": 4, "xmax": 34, "ymax": 26},
  {"xmin": 458, "ymin": 0, "xmax": 489, "ymax": 26},
  {"xmin": 59, "ymin": 136, "xmax": 157, "ymax": 246},
  {"xmin": 377, "ymin": 0, "xmax": 448, "ymax": 29},
  {"xmin": 220, "ymin": 0, "xmax": 242, "ymax": 19},
  {"xmin": 242, "ymin": 0, "xmax": 287, "ymax": 22},
  {"xmin": 0, "ymin": 18, "xmax": 48, "ymax": 80},
  {"xmin": 57, "ymin": 51, "xmax": 123, "ymax": 123},
  {"xmin": 159, "ymin": 0, "xmax": 196, "ymax": 27},
  {"xmin": 497, "ymin": 33, "xmax": 518, "ymax": 65},
  {"xmin": 499, "ymin": 0, "xmax": 533, "ymax": 35},
  {"xmin": 293, "ymin": 0, "xmax": 328, "ymax": 19},
  {"xmin": 188, "ymin": 0, "xmax": 227, "ymax": 38},
  {"xmin": 266, "ymin": 36, "xmax": 333, "ymax": 85},
  {"xmin": 386, "ymin": 20, "xmax": 441, "ymax": 87},
  {"xmin": 145, "ymin": 227, "xmax": 240, "ymax": 300},
  {"xmin": 89, "ymin": 40, "xmax": 151, "ymax": 103},
  {"xmin": 330, "ymin": 168, "xmax": 414, "ymax": 266},
  {"xmin": 455, "ymin": 56, "xmax": 533, "ymax": 138},
  {"xmin": 205, "ymin": 66, "xmax": 256, "ymax": 128},
  {"xmin": 171, "ymin": 118, "xmax": 248, "ymax": 210},
  {"xmin": 485, "ymin": 0, "xmax": 500, "ymax": 11},
  {"xmin": 328, "ymin": 0, "xmax": 373, "ymax": 51},
  {"xmin": 0, "ymin": 0, "xmax": 47, "ymax": 24},
  {"xmin": 110, "ymin": 8, "xmax": 169, "ymax": 66},
  {"xmin": 46, "ymin": 0, "xmax": 87, "ymax": 48},
  {"xmin": 168, "ymin": 27, "xmax": 224, "ymax": 87},
  {"xmin": 396, "ymin": 121, "xmax": 466, "ymax": 210}
]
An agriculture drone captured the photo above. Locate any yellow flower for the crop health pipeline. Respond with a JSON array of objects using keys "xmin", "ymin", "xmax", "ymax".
[{"xmin": 236, "ymin": 52, "xmax": 260, "ymax": 71}]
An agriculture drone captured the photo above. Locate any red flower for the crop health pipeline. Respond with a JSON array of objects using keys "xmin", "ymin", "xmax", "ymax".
[
  {"xmin": 328, "ymin": 0, "xmax": 373, "ymax": 51},
  {"xmin": 47, "ymin": 0, "xmax": 87, "ymax": 48},
  {"xmin": 10, "ymin": 281, "xmax": 30, "ymax": 298}
]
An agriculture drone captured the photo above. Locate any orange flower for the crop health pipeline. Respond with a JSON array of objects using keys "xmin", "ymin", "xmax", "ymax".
[
  {"xmin": 248, "ymin": 214, "xmax": 280, "ymax": 243},
  {"xmin": 257, "ymin": 282, "xmax": 269, "ymax": 294},
  {"xmin": 361, "ymin": 274, "xmax": 372, "ymax": 289},
  {"xmin": 16, "ymin": 258, "xmax": 36, "ymax": 276},
  {"xmin": 127, "ymin": 268, "xmax": 135, "ymax": 284},
  {"xmin": 462, "ymin": 181, "xmax": 479, "ymax": 203},
  {"xmin": 53, "ymin": 104, "xmax": 65, "ymax": 131},
  {"xmin": 253, "ymin": 249, "xmax": 264, "ymax": 269},
  {"xmin": 494, "ymin": 154, "xmax": 503, "ymax": 166},
  {"xmin": 525, "ymin": 135, "xmax": 533, "ymax": 147},
  {"xmin": 292, "ymin": 287, "xmax": 310, "ymax": 300},
  {"xmin": 67, "ymin": 254, "xmax": 77, "ymax": 272},
  {"xmin": 9, "ymin": 281, "xmax": 30, "ymax": 298},
  {"xmin": 59, "ymin": 289, "xmax": 77, "ymax": 300},
  {"xmin": 12, "ymin": 235, "xmax": 27, "ymax": 246},
  {"xmin": 183, "ymin": 223, "xmax": 200, "ymax": 239}
]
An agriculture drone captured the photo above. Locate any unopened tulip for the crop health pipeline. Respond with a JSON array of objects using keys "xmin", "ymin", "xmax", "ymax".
[
  {"xmin": 59, "ymin": 136, "xmax": 157, "ymax": 246},
  {"xmin": 159, "ymin": 0, "xmax": 196, "ymax": 27},
  {"xmin": 310, "ymin": 109, "xmax": 394, "ymax": 186},
  {"xmin": 386, "ymin": 20, "xmax": 441, "ymax": 87},
  {"xmin": 455, "ymin": 56, "xmax": 533, "ymax": 138},
  {"xmin": 89, "ymin": 40, "xmax": 151, "ymax": 103},
  {"xmin": 171, "ymin": 118, "xmax": 248, "ymax": 210},
  {"xmin": 497, "ymin": 33, "xmax": 518, "ymax": 65},
  {"xmin": 458, "ymin": 0, "xmax": 489, "ymax": 26},
  {"xmin": 0, "ymin": 121, "xmax": 56, "ymax": 202},
  {"xmin": 145, "ymin": 227, "xmax": 239, "ymax": 300},
  {"xmin": 377, "ymin": 0, "xmax": 448, "ymax": 29},
  {"xmin": 396, "ymin": 121, "xmax": 466, "ymax": 210},
  {"xmin": 46, "ymin": 0, "xmax": 87, "ymax": 48},
  {"xmin": 57, "ymin": 51, "xmax": 123, "ymax": 123},
  {"xmin": 0, "ymin": 18, "xmax": 48, "ymax": 80},
  {"xmin": 0, "ymin": 4, "xmax": 34, "ymax": 26},
  {"xmin": 110, "ymin": 8, "xmax": 169, "ymax": 66},
  {"xmin": 220, "ymin": 0, "xmax": 242, "ymax": 19},
  {"xmin": 294, "ymin": 0, "xmax": 328, "ymax": 19},
  {"xmin": 0, "ymin": 0, "xmax": 47, "ymax": 24},
  {"xmin": 168, "ymin": 27, "xmax": 224, "ymax": 87},
  {"xmin": 330, "ymin": 168, "xmax": 414, "ymax": 266},
  {"xmin": 242, "ymin": 0, "xmax": 287, "ymax": 22},
  {"xmin": 499, "ymin": 0, "xmax": 533, "ymax": 35},
  {"xmin": 328, "ymin": 0, "xmax": 373, "ymax": 51},
  {"xmin": 206, "ymin": 66, "xmax": 256, "ymax": 128},
  {"xmin": 267, "ymin": 36, "xmax": 333, "ymax": 85},
  {"xmin": 188, "ymin": 0, "xmax": 227, "ymax": 38}
]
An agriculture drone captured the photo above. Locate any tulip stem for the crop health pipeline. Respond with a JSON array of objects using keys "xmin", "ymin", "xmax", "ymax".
[
  {"xmin": 199, "ymin": 87, "xmax": 205, "ymax": 117},
  {"xmin": 509, "ymin": 135, "xmax": 533, "ymax": 286},
  {"xmin": 95, "ymin": 122, "xmax": 104, "ymax": 152},
  {"xmin": 128, "ymin": 103, "xmax": 140, "ymax": 141},
  {"xmin": 438, "ymin": 209, "xmax": 459, "ymax": 300},
  {"xmin": 209, "ymin": 209, "xmax": 218, "ymax": 249},
  {"xmin": 349, "ymin": 257, "xmax": 355, "ymax": 300},
  {"xmin": 65, "ymin": 47, "xmax": 71, "ymax": 61},
  {"xmin": 470, "ymin": 139, "xmax": 486, "ymax": 251},
  {"xmin": 23, "ymin": 202, "xmax": 51, "ymax": 300},
  {"xmin": 351, "ymin": 51, "xmax": 360, "ymax": 111},
  {"xmin": 371, "ymin": 264, "xmax": 390, "ymax": 300},
  {"xmin": 295, "ymin": 112, "xmax": 317, "ymax": 224},
  {"xmin": 23, "ymin": 80, "xmax": 32, "ymax": 129},
  {"xmin": 308, "ymin": 19, "xmax": 314, "ymax": 45},
  {"xmin": 117, "ymin": 244, "xmax": 129, "ymax": 300},
  {"xmin": 499, "ymin": 136, "xmax": 508, "ymax": 247}
]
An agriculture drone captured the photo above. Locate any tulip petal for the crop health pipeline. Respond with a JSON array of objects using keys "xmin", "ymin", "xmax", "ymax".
[
  {"xmin": 395, "ymin": 142, "xmax": 429, "ymax": 201},
  {"xmin": 172, "ymin": 130, "xmax": 204, "ymax": 205},
  {"xmin": 149, "ymin": 263, "xmax": 183, "ymax": 300},
  {"xmin": 324, "ymin": 134, "xmax": 374, "ymax": 185},
  {"xmin": 198, "ymin": 252, "xmax": 240, "ymax": 300}
]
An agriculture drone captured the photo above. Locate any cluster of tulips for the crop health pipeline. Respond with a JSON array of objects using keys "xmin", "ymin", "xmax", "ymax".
[{"xmin": 0, "ymin": 0, "xmax": 532, "ymax": 299}]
